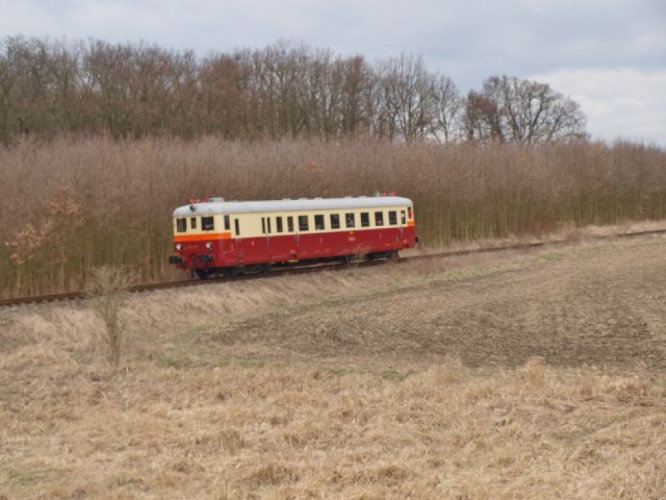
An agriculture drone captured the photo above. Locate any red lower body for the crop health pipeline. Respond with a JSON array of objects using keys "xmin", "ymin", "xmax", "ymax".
[{"xmin": 172, "ymin": 226, "xmax": 416, "ymax": 273}]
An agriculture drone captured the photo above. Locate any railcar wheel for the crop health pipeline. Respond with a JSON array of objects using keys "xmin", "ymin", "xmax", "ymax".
[
  {"xmin": 242, "ymin": 264, "xmax": 269, "ymax": 275},
  {"xmin": 340, "ymin": 254, "xmax": 364, "ymax": 265},
  {"xmin": 222, "ymin": 267, "xmax": 241, "ymax": 277},
  {"xmin": 195, "ymin": 269, "xmax": 210, "ymax": 279}
]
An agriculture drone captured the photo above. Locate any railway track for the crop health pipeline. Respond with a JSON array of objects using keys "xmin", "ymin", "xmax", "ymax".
[{"xmin": 2, "ymin": 227, "xmax": 665, "ymax": 308}]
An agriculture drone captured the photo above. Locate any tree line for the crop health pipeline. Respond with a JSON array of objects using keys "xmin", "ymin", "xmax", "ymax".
[{"xmin": 0, "ymin": 36, "xmax": 587, "ymax": 144}]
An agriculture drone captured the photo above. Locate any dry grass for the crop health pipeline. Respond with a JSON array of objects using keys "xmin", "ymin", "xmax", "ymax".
[
  {"xmin": 1, "ymin": 237, "xmax": 666, "ymax": 499},
  {"xmin": 1, "ymin": 137, "xmax": 665, "ymax": 297},
  {"xmin": 1, "ymin": 348, "xmax": 664, "ymax": 499},
  {"xmin": 85, "ymin": 266, "xmax": 134, "ymax": 369}
]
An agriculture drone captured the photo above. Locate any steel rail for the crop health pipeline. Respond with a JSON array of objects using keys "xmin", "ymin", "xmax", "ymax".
[{"xmin": 2, "ymin": 227, "xmax": 665, "ymax": 308}]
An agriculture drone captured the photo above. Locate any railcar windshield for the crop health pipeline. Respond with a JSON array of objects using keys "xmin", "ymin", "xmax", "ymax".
[{"xmin": 202, "ymin": 216, "xmax": 215, "ymax": 230}]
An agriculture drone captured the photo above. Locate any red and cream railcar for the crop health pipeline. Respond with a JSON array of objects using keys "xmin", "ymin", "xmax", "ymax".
[{"xmin": 169, "ymin": 195, "xmax": 416, "ymax": 278}]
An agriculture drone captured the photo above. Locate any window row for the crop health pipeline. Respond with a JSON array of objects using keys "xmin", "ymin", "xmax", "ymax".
[
  {"xmin": 176, "ymin": 209, "xmax": 409, "ymax": 235},
  {"xmin": 261, "ymin": 210, "xmax": 406, "ymax": 235},
  {"xmin": 176, "ymin": 215, "xmax": 230, "ymax": 233}
]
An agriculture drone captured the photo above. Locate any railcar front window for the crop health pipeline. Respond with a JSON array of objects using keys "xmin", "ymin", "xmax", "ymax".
[
  {"xmin": 361, "ymin": 212, "xmax": 370, "ymax": 227},
  {"xmin": 389, "ymin": 211, "xmax": 397, "ymax": 225},
  {"xmin": 345, "ymin": 213, "xmax": 355, "ymax": 228},
  {"xmin": 315, "ymin": 215, "xmax": 325, "ymax": 230},
  {"xmin": 330, "ymin": 214, "xmax": 340, "ymax": 229},
  {"xmin": 375, "ymin": 212, "xmax": 384, "ymax": 227},
  {"xmin": 401, "ymin": 211, "xmax": 406, "ymax": 224},
  {"xmin": 224, "ymin": 215, "xmax": 230, "ymax": 231},
  {"xmin": 202, "ymin": 216, "xmax": 215, "ymax": 231},
  {"xmin": 276, "ymin": 217, "xmax": 283, "ymax": 233},
  {"xmin": 235, "ymin": 219, "xmax": 240, "ymax": 236},
  {"xmin": 287, "ymin": 216, "xmax": 294, "ymax": 232},
  {"xmin": 176, "ymin": 218, "xmax": 187, "ymax": 233},
  {"xmin": 299, "ymin": 215, "xmax": 309, "ymax": 232}
]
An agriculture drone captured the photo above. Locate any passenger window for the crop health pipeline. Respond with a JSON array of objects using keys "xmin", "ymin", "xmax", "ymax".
[
  {"xmin": 314, "ymin": 214, "xmax": 325, "ymax": 230},
  {"xmin": 276, "ymin": 217, "xmax": 283, "ymax": 233},
  {"xmin": 298, "ymin": 215, "xmax": 309, "ymax": 232},
  {"xmin": 345, "ymin": 213, "xmax": 355, "ymax": 228},
  {"xmin": 389, "ymin": 211, "xmax": 397, "ymax": 225},
  {"xmin": 202, "ymin": 216, "xmax": 215, "ymax": 231},
  {"xmin": 401, "ymin": 210, "xmax": 406, "ymax": 224},
  {"xmin": 190, "ymin": 217, "xmax": 197, "ymax": 230},
  {"xmin": 224, "ymin": 215, "xmax": 230, "ymax": 231},
  {"xmin": 330, "ymin": 214, "xmax": 340, "ymax": 229},
  {"xmin": 176, "ymin": 218, "xmax": 187, "ymax": 233},
  {"xmin": 287, "ymin": 216, "xmax": 294, "ymax": 232},
  {"xmin": 261, "ymin": 217, "xmax": 266, "ymax": 234},
  {"xmin": 375, "ymin": 211, "xmax": 384, "ymax": 227},
  {"xmin": 235, "ymin": 219, "xmax": 240, "ymax": 236},
  {"xmin": 361, "ymin": 212, "xmax": 370, "ymax": 227},
  {"xmin": 267, "ymin": 217, "xmax": 272, "ymax": 234}
]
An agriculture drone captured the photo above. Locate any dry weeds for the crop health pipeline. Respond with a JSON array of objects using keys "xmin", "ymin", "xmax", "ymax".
[
  {"xmin": 1, "ymin": 237, "xmax": 666, "ymax": 499},
  {"xmin": 85, "ymin": 266, "xmax": 134, "ymax": 369},
  {"xmin": 1, "ymin": 137, "xmax": 665, "ymax": 297}
]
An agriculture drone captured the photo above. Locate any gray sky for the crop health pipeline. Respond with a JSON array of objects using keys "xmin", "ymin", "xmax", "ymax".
[{"xmin": 2, "ymin": 0, "xmax": 665, "ymax": 145}]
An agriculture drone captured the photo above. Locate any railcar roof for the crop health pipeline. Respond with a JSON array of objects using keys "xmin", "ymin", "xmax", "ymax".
[{"xmin": 173, "ymin": 196, "xmax": 412, "ymax": 217}]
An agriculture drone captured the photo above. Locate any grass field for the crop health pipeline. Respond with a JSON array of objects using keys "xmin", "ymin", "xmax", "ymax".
[{"xmin": 2, "ymin": 234, "xmax": 666, "ymax": 499}]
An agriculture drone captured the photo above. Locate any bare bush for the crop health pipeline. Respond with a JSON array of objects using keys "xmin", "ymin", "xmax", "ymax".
[{"xmin": 85, "ymin": 266, "xmax": 133, "ymax": 369}]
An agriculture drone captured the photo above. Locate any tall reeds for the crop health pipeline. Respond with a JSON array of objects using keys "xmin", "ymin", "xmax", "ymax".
[{"xmin": 1, "ymin": 137, "xmax": 664, "ymax": 297}]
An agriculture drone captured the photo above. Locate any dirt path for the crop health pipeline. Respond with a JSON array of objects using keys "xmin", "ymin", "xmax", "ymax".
[{"xmin": 210, "ymin": 237, "xmax": 666, "ymax": 369}]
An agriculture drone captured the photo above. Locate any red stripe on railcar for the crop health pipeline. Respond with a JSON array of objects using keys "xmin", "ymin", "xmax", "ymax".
[{"xmin": 173, "ymin": 226, "xmax": 417, "ymax": 271}]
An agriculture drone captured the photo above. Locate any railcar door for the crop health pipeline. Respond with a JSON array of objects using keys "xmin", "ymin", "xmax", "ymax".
[{"xmin": 233, "ymin": 218, "xmax": 244, "ymax": 266}]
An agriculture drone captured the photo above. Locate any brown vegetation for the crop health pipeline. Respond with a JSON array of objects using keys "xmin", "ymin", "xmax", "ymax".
[
  {"xmin": 0, "ymin": 37, "xmax": 585, "ymax": 144},
  {"xmin": 1, "ymin": 238, "xmax": 665, "ymax": 499},
  {"xmin": 1, "ymin": 137, "xmax": 665, "ymax": 297},
  {"xmin": 85, "ymin": 266, "xmax": 134, "ymax": 369}
]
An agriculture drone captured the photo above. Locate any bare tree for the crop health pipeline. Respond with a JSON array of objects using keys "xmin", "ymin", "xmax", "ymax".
[
  {"xmin": 430, "ymin": 74, "xmax": 463, "ymax": 143},
  {"xmin": 464, "ymin": 75, "xmax": 587, "ymax": 144},
  {"xmin": 375, "ymin": 54, "xmax": 437, "ymax": 143},
  {"xmin": 340, "ymin": 55, "xmax": 374, "ymax": 137},
  {"xmin": 0, "ymin": 37, "xmax": 588, "ymax": 144}
]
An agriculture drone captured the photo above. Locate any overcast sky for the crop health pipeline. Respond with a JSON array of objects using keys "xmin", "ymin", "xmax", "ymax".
[{"xmin": 2, "ymin": 0, "xmax": 665, "ymax": 146}]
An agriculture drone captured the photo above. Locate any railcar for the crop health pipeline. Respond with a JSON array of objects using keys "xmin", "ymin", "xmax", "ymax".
[{"xmin": 168, "ymin": 195, "xmax": 417, "ymax": 278}]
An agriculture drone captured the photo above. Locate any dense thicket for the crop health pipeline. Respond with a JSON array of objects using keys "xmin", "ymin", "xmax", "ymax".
[
  {"xmin": 0, "ymin": 37, "xmax": 586, "ymax": 144},
  {"xmin": 1, "ymin": 138, "xmax": 664, "ymax": 297}
]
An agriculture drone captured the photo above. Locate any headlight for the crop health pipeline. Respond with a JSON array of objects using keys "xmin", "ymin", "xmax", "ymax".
[
  {"xmin": 205, "ymin": 242, "xmax": 213, "ymax": 251},
  {"xmin": 175, "ymin": 243, "xmax": 182, "ymax": 251}
]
